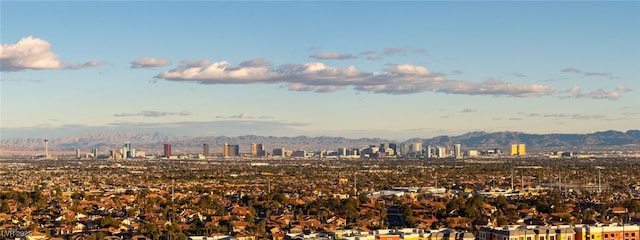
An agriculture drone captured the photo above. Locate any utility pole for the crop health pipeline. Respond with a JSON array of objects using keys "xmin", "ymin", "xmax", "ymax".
[
  {"xmin": 559, "ymin": 171, "xmax": 562, "ymax": 192},
  {"xmin": 353, "ymin": 173, "xmax": 357, "ymax": 196},
  {"xmin": 597, "ymin": 167, "xmax": 602, "ymax": 193},
  {"xmin": 435, "ymin": 173, "xmax": 438, "ymax": 189},
  {"xmin": 511, "ymin": 169, "xmax": 514, "ymax": 191}
]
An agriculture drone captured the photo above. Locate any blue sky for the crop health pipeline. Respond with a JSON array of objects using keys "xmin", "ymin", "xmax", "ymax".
[{"xmin": 1, "ymin": 1, "xmax": 638, "ymax": 140}]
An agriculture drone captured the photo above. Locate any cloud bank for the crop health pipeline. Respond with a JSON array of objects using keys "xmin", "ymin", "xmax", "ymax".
[
  {"xmin": 67, "ymin": 60, "xmax": 102, "ymax": 69},
  {"xmin": 309, "ymin": 52, "xmax": 357, "ymax": 60},
  {"xmin": 542, "ymin": 113, "xmax": 605, "ymax": 120},
  {"xmin": 114, "ymin": 111, "xmax": 192, "ymax": 118},
  {"xmin": 156, "ymin": 58, "xmax": 557, "ymax": 97},
  {"xmin": 568, "ymin": 86, "xmax": 624, "ymax": 100},
  {"xmin": 366, "ymin": 55, "xmax": 381, "ymax": 61},
  {"xmin": 561, "ymin": 67, "xmax": 612, "ymax": 78},
  {"xmin": 1, "ymin": 36, "xmax": 100, "ymax": 72},
  {"xmin": 215, "ymin": 113, "xmax": 274, "ymax": 119},
  {"xmin": 131, "ymin": 57, "xmax": 171, "ymax": 68},
  {"xmin": 1, "ymin": 36, "xmax": 64, "ymax": 71},
  {"xmin": 384, "ymin": 47, "xmax": 407, "ymax": 55}
]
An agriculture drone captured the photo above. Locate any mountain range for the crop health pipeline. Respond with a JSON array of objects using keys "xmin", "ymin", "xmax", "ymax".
[{"xmin": 1, "ymin": 130, "xmax": 638, "ymax": 155}]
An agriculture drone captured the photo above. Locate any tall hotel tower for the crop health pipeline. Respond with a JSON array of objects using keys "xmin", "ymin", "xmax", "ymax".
[{"xmin": 164, "ymin": 143, "xmax": 171, "ymax": 158}]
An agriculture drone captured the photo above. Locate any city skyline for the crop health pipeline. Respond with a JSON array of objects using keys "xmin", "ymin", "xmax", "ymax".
[{"xmin": 1, "ymin": 1, "xmax": 639, "ymax": 140}]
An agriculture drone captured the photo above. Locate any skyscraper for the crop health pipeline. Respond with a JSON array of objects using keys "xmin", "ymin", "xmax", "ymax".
[
  {"xmin": 251, "ymin": 143, "xmax": 258, "ymax": 157},
  {"xmin": 257, "ymin": 143, "xmax": 265, "ymax": 157},
  {"xmin": 337, "ymin": 148, "xmax": 347, "ymax": 156},
  {"xmin": 124, "ymin": 142, "xmax": 131, "ymax": 159},
  {"xmin": 399, "ymin": 144, "xmax": 409, "ymax": 157},
  {"xmin": 388, "ymin": 143, "xmax": 397, "ymax": 156},
  {"xmin": 454, "ymin": 144, "xmax": 462, "ymax": 159},
  {"xmin": 436, "ymin": 147, "xmax": 445, "ymax": 158},
  {"xmin": 91, "ymin": 148, "xmax": 98, "ymax": 158},
  {"xmin": 511, "ymin": 144, "xmax": 526, "ymax": 156},
  {"xmin": 203, "ymin": 143, "xmax": 210, "ymax": 157},
  {"xmin": 273, "ymin": 148, "xmax": 285, "ymax": 157},
  {"xmin": 411, "ymin": 142, "xmax": 423, "ymax": 154},
  {"xmin": 223, "ymin": 143, "xmax": 239, "ymax": 157},
  {"xmin": 44, "ymin": 138, "xmax": 49, "ymax": 159},
  {"xmin": 164, "ymin": 143, "xmax": 171, "ymax": 158},
  {"xmin": 251, "ymin": 143, "xmax": 266, "ymax": 157}
]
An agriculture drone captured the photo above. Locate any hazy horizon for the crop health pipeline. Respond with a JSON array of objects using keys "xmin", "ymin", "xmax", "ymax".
[
  {"xmin": 2, "ymin": 129, "xmax": 638, "ymax": 145},
  {"xmin": 2, "ymin": 2, "xmax": 638, "ymax": 140}
]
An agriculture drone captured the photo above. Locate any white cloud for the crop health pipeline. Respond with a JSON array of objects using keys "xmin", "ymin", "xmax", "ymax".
[
  {"xmin": 114, "ymin": 111, "xmax": 192, "ymax": 117},
  {"xmin": 615, "ymin": 85, "xmax": 631, "ymax": 92},
  {"xmin": 384, "ymin": 47, "xmax": 407, "ymax": 55},
  {"xmin": 520, "ymin": 112, "xmax": 608, "ymax": 120},
  {"xmin": 512, "ymin": 73, "xmax": 526, "ymax": 77},
  {"xmin": 437, "ymin": 79, "xmax": 556, "ymax": 97},
  {"xmin": 158, "ymin": 59, "xmax": 279, "ymax": 83},
  {"xmin": 216, "ymin": 113, "xmax": 253, "ymax": 119},
  {"xmin": 387, "ymin": 64, "xmax": 431, "ymax": 75},
  {"xmin": 156, "ymin": 59, "xmax": 558, "ymax": 97},
  {"xmin": 561, "ymin": 67, "xmax": 581, "ymax": 73},
  {"xmin": 569, "ymin": 86, "xmax": 581, "ymax": 96},
  {"xmin": 583, "ymin": 72, "xmax": 610, "ymax": 77},
  {"xmin": 561, "ymin": 67, "xmax": 612, "ymax": 77},
  {"xmin": 571, "ymin": 114, "xmax": 605, "ymax": 120},
  {"xmin": 309, "ymin": 52, "xmax": 357, "ymax": 60},
  {"xmin": 288, "ymin": 83, "xmax": 345, "ymax": 93},
  {"xmin": 1, "ymin": 36, "xmax": 64, "ymax": 71},
  {"xmin": 131, "ymin": 57, "xmax": 171, "ymax": 68},
  {"xmin": 1, "ymin": 36, "xmax": 101, "ymax": 72},
  {"xmin": 543, "ymin": 113, "xmax": 605, "ymax": 120},
  {"xmin": 238, "ymin": 58, "xmax": 272, "ymax": 68},
  {"xmin": 542, "ymin": 114, "xmax": 568, "ymax": 118},
  {"xmin": 179, "ymin": 59, "xmax": 211, "ymax": 68},
  {"xmin": 366, "ymin": 55, "xmax": 381, "ymax": 61},
  {"xmin": 215, "ymin": 113, "xmax": 276, "ymax": 119},
  {"xmin": 67, "ymin": 60, "xmax": 102, "ymax": 69},
  {"xmin": 233, "ymin": 113, "xmax": 250, "ymax": 119},
  {"xmin": 567, "ymin": 86, "xmax": 622, "ymax": 100},
  {"xmin": 582, "ymin": 89, "xmax": 620, "ymax": 100}
]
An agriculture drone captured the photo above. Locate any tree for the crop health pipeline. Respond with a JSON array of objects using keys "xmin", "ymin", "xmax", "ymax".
[
  {"xmin": 623, "ymin": 199, "xmax": 640, "ymax": 213},
  {"xmin": 166, "ymin": 222, "xmax": 187, "ymax": 240},
  {"xmin": 250, "ymin": 220, "xmax": 266, "ymax": 236},
  {"xmin": 140, "ymin": 222, "xmax": 161, "ymax": 240},
  {"xmin": 99, "ymin": 216, "xmax": 121, "ymax": 228},
  {"xmin": 0, "ymin": 201, "xmax": 9, "ymax": 213},
  {"xmin": 401, "ymin": 203, "xmax": 417, "ymax": 227},
  {"xmin": 341, "ymin": 198, "xmax": 360, "ymax": 224},
  {"xmin": 70, "ymin": 191, "xmax": 85, "ymax": 201},
  {"xmin": 491, "ymin": 195, "xmax": 508, "ymax": 210}
]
